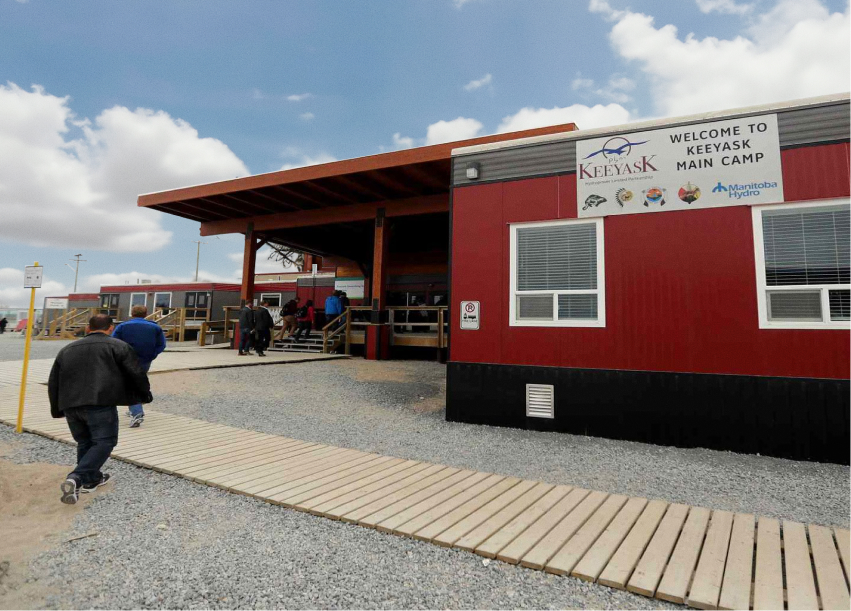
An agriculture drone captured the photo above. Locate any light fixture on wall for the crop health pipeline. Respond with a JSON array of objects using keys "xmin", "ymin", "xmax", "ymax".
[{"xmin": 465, "ymin": 162, "xmax": 481, "ymax": 180}]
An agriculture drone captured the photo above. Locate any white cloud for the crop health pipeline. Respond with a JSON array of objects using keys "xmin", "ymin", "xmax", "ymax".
[
  {"xmin": 229, "ymin": 246, "xmax": 295, "ymax": 277},
  {"xmin": 0, "ymin": 82, "xmax": 249, "ymax": 253},
  {"xmin": 464, "ymin": 73, "xmax": 493, "ymax": 91},
  {"xmin": 424, "ymin": 117, "xmax": 484, "ymax": 145},
  {"xmin": 287, "ymin": 93, "xmax": 312, "ymax": 102},
  {"xmin": 279, "ymin": 148, "xmax": 337, "ymax": 170},
  {"xmin": 452, "ymin": 0, "xmax": 479, "ymax": 7},
  {"xmin": 696, "ymin": 0, "xmax": 754, "ymax": 15},
  {"xmin": 497, "ymin": 103, "xmax": 632, "ymax": 132},
  {"xmin": 299, "ymin": 112, "xmax": 315, "ymax": 122},
  {"xmin": 0, "ymin": 267, "xmax": 67, "ymax": 308},
  {"xmin": 392, "ymin": 132, "xmax": 415, "ymax": 149},
  {"xmin": 572, "ymin": 77, "xmax": 595, "ymax": 90},
  {"xmin": 592, "ymin": 0, "xmax": 851, "ymax": 117}
]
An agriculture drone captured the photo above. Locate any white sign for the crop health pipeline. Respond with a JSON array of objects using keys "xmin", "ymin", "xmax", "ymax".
[
  {"xmin": 334, "ymin": 278, "xmax": 365, "ymax": 299},
  {"xmin": 44, "ymin": 298, "xmax": 68, "ymax": 310},
  {"xmin": 460, "ymin": 301, "xmax": 480, "ymax": 330},
  {"xmin": 577, "ymin": 114, "xmax": 783, "ymax": 217},
  {"xmin": 24, "ymin": 266, "xmax": 43, "ymax": 288}
]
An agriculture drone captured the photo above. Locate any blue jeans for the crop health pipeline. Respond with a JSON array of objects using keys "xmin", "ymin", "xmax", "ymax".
[
  {"xmin": 64, "ymin": 405, "xmax": 119, "ymax": 486},
  {"xmin": 129, "ymin": 361, "xmax": 151, "ymax": 417},
  {"xmin": 239, "ymin": 329, "xmax": 253, "ymax": 353}
]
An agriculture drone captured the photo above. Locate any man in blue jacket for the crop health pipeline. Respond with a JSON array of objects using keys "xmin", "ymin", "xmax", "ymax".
[{"xmin": 112, "ymin": 304, "xmax": 166, "ymax": 427}]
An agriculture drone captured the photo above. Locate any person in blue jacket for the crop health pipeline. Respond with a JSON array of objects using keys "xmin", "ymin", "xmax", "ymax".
[
  {"xmin": 324, "ymin": 291, "xmax": 343, "ymax": 326},
  {"xmin": 112, "ymin": 304, "xmax": 166, "ymax": 428}
]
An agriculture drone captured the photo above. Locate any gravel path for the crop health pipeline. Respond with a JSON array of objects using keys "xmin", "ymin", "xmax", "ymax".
[
  {"xmin": 0, "ymin": 426, "xmax": 676, "ymax": 610},
  {"xmin": 150, "ymin": 358, "xmax": 850, "ymax": 528},
  {"xmin": 0, "ymin": 335, "xmax": 70, "ymax": 362}
]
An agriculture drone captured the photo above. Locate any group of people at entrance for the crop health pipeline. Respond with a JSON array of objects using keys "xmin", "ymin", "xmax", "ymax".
[{"xmin": 47, "ymin": 304, "xmax": 167, "ymax": 504}]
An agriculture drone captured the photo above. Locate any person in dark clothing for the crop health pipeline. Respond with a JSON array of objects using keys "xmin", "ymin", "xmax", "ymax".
[
  {"xmin": 293, "ymin": 300, "xmax": 315, "ymax": 342},
  {"xmin": 48, "ymin": 314, "xmax": 151, "ymax": 504},
  {"xmin": 112, "ymin": 305, "xmax": 166, "ymax": 428},
  {"xmin": 0, "ymin": 317, "xmax": 7, "ymax": 333},
  {"xmin": 254, "ymin": 300, "xmax": 275, "ymax": 357},
  {"xmin": 278, "ymin": 297, "xmax": 299, "ymax": 340},
  {"xmin": 237, "ymin": 302, "xmax": 255, "ymax": 356}
]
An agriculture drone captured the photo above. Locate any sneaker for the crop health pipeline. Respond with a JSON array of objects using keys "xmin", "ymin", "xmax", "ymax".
[
  {"xmin": 60, "ymin": 477, "xmax": 80, "ymax": 505},
  {"xmin": 238, "ymin": 351, "xmax": 246, "ymax": 356},
  {"xmin": 129, "ymin": 415, "xmax": 144, "ymax": 428},
  {"xmin": 80, "ymin": 473, "xmax": 112, "ymax": 493}
]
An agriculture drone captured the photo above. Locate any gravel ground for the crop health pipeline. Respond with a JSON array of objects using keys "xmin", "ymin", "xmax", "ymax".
[
  {"xmin": 150, "ymin": 358, "xmax": 850, "ymax": 528},
  {"xmin": 0, "ymin": 335, "xmax": 71, "ymax": 362},
  {"xmin": 0, "ymin": 426, "xmax": 676, "ymax": 610}
]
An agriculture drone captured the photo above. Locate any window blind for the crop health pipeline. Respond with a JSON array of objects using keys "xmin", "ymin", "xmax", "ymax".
[
  {"xmin": 762, "ymin": 206, "xmax": 850, "ymax": 286},
  {"xmin": 517, "ymin": 224, "xmax": 597, "ymax": 291}
]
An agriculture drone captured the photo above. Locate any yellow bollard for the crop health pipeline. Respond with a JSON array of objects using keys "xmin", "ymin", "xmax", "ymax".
[{"xmin": 16, "ymin": 261, "xmax": 40, "ymax": 434}]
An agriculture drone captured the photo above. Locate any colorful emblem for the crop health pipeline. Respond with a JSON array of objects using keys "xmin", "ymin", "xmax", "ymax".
[
  {"xmin": 643, "ymin": 187, "xmax": 666, "ymax": 207},
  {"xmin": 582, "ymin": 194, "xmax": 607, "ymax": 211},
  {"xmin": 678, "ymin": 182, "xmax": 701, "ymax": 204},
  {"xmin": 615, "ymin": 189, "xmax": 634, "ymax": 207}
]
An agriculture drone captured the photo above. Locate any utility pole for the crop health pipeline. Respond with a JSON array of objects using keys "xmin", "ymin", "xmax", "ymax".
[
  {"xmin": 66, "ymin": 254, "xmax": 86, "ymax": 293},
  {"xmin": 191, "ymin": 240, "xmax": 207, "ymax": 281}
]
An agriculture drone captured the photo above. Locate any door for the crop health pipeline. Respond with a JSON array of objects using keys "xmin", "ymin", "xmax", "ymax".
[
  {"xmin": 100, "ymin": 294, "xmax": 120, "ymax": 319},
  {"xmin": 185, "ymin": 292, "xmax": 209, "ymax": 319}
]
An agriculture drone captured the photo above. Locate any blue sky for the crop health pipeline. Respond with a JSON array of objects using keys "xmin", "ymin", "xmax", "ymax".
[{"xmin": 0, "ymin": 0, "xmax": 848, "ymax": 305}]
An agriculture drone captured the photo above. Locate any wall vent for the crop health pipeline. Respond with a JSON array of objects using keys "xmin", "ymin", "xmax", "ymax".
[{"xmin": 526, "ymin": 384, "xmax": 555, "ymax": 418}]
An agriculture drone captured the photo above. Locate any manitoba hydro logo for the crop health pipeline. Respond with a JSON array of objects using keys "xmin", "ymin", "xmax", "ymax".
[
  {"xmin": 711, "ymin": 179, "xmax": 779, "ymax": 200},
  {"xmin": 578, "ymin": 137, "xmax": 657, "ymax": 179}
]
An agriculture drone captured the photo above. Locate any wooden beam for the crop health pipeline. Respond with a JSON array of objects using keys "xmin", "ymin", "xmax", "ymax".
[
  {"xmin": 200, "ymin": 193, "xmax": 448, "ymax": 236},
  {"xmin": 240, "ymin": 224, "xmax": 257, "ymax": 305}
]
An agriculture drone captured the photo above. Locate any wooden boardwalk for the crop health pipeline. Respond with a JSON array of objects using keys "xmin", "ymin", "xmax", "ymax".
[{"xmin": 1, "ymin": 358, "xmax": 849, "ymax": 610}]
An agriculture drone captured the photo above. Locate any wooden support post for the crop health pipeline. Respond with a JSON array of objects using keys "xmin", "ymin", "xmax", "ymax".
[
  {"xmin": 366, "ymin": 210, "xmax": 390, "ymax": 360},
  {"xmin": 240, "ymin": 223, "xmax": 257, "ymax": 306}
]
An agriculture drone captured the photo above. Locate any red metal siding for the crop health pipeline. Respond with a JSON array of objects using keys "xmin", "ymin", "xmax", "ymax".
[{"xmin": 450, "ymin": 144, "xmax": 850, "ymax": 380}]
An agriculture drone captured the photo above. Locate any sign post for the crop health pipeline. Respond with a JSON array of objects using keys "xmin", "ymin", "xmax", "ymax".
[{"xmin": 17, "ymin": 262, "xmax": 42, "ymax": 433}]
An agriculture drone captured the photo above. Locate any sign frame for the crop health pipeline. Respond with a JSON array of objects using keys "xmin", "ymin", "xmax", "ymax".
[
  {"xmin": 24, "ymin": 265, "xmax": 43, "ymax": 289},
  {"xmin": 460, "ymin": 300, "xmax": 480, "ymax": 330}
]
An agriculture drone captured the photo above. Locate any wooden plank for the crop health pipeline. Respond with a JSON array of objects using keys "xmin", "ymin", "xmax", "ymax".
[
  {"xmin": 752, "ymin": 517, "xmax": 784, "ymax": 611},
  {"xmin": 254, "ymin": 453, "xmax": 384, "ymax": 498},
  {"xmin": 403, "ymin": 476, "xmax": 519, "ymax": 540},
  {"xmin": 718, "ymin": 513, "xmax": 755, "ymax": 611},
  {"xmin": 474, "ymin": 485, "xmax": 573, "ymax": 559},
  {"xmin": 545, "ymin": 494, "xmax": 629, "ymax": 576},
  {"xmin": 656, "ymin": 506, "xmax": 711, "ymax": 604},
  {"xmin": 783, "ymin": 521, "xmax": 819, "ymax": 611},
  {"xmin": 454, "ymin": 482, "xmax": 557, "ymax": 553},
  {"xmin": 626, "ymin": 503, "xmax": 690, "ymax": 597},
  {"xmin": 302, "ymin": 461, "xmax": 428, "ymax": 514},
  {"xmin": 148, "ymin": 432, "xmax": 297, "ymax": 465},
  {"xmin": 237, "ymin": 450, "xmax": 370, "ymax": 496},
  {"xmin": 357, "ymin": 470, "xmax": 478, "ymax": 528},
  {"xmin": 167, "ymin": 439, "xmax": 316, "ymax": 476},
  {"xmin": 430, "ymin": 480, "xmax": 539, "ymax": 547},
  {"xmin": 836, "ymin": 527, "xmax": 851, "ymax": 585},
  {"xmin": 497, "ymin": 487, "xmax": 591, "ymax": 565},
  {"xmin": 809, "ymin": 524, "xmax": 851, "ymax": 611},
  {"xmin": 215, "ymin": 446, "xmax": 348, "ymax": 488},
  {"xmin": 186, "ymin": 442, "xmax": 325, "ymax": 481},
  {"xmin": 572, "ymin": 497, "xmax": 648, "ymax": 583},
  {"xmin": 687, "ymin": 510, "xmax": 733, "ymax": 610},
  {"xmin": 308, "ymin": 462, "xmax": 435, "ymax": 516},
  {"xmin": 522, "ymin": 490, "xmax": 609, "ymax": 570},
  {"xmin": 375, "ymin": 472, "xmax": 495, "ymax": 534},
  {"xmin": 275, "ymin": 457, "xmax": 405, "ymax": 506},
  {"xmin": 338, "ymin": 467, "xmax": 461, "ymax": 523},
  {"xmin": 598, "ymin": 499, "xmax": 668, "ymax": 590}
]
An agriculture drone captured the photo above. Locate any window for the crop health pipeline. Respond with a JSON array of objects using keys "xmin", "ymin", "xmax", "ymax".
[
  {"xmin": 753, "ymin": 200, "xmax": 850, "ymax": 329},
  {"xmin": 153, "ymin": 292, "xmax": 172, "ymax": 309},
  {"xmin": 260, "ymin": 293, "xmax": 281, "ymax": 307},
  {"xmin": 510, "ymin": 218, "xmax": 605, "ymax": 327},
  {"xmin": 130, "ymin": 293, "xmax": 147, "ymax": 308}
]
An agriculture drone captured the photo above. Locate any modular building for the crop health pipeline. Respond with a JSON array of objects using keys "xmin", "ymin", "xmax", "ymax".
[{"xmin": 139, "ymin": 94, "xmax": 849, "ymax": 463}]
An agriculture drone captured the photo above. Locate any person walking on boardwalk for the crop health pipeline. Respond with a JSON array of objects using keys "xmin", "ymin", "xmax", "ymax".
[
  {"xmin": 237, "ymin": 301, "xmax": 255, "ymax": 356},
  {"xmin": 48, "ymin": 314, "xmax": 151, "ymax": 505},
  {"xmin": 112, "ymin": 305, "xmax": 166, "ymax": 428},
  {"xmin": 254, "ymin": 300, "xmax": 275, "ymax": 357}
]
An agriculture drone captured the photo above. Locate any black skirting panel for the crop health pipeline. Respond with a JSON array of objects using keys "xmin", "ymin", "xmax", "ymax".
[{"xmin": 446, "ymin": 361, "xmax": 850, "ymax": 465}]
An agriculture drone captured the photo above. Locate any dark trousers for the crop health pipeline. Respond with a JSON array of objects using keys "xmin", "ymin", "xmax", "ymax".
[
  {"xmin": 293, "ymin": 321, "xmax": 312, "ymax": 341},
  {"xmin": 239, "ymin": 329, "xmax": 253, "ymax": 353},
  {"xmin": 64, "ymin": 405, "xmax": 119, "ymax": 485},
  {"xmin": 256, "ymin": 328, "xmax": 271, "ymax": 353}
]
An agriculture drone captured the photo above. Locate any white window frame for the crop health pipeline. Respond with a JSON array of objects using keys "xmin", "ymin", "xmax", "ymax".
[
  {"xmin": 130, "ymin": 293, "xmax": 147, "ymax": 308},
  {"xmin": 752, "ymin": 198, "xmax": 850, "ymax": 330},
  {"xmin": 260, "ymin": 293, "xmax": 282, "ymax": 307},
  {"xmin": 153, "ymin": 292, "xmax": 172, "ymax": 309},
  {"xmin": 509, "ymin": 217, "xmax": 606, "ymax": 328}
]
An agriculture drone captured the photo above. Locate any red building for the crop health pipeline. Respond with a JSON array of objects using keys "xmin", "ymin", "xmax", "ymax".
[{"xmin": 139, "ymin": 94, "xmax": 849, "ymax": 463}]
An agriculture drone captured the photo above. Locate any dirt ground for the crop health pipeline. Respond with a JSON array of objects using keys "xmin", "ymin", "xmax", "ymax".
[{"xmin": 0, "ymin": 440, "xmax": 96, "ymax": 610}]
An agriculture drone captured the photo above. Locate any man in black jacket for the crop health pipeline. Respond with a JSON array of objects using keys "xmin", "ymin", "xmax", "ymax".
[
  {"xmin": 48, "ymin": 314, "xmax": 151, "ymax": 504},
  {"xmin": 237, "ymin": 302, "xmax": 255, "ymax": 356},
  {"xmin": 254, "ymin": 300, "xmax": 275, "ymax": 357}
]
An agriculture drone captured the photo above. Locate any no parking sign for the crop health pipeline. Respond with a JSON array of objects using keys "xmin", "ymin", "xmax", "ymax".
[{"xmin": 460, "ymin": 301, "xmax": 480, "ymax": 330}]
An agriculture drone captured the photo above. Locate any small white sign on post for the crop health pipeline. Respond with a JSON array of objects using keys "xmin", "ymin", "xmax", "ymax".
[
  {"xmin": 24, "ymin": 266, "xmax": 43, "ymax": 288},
  {"xmin": 460, "ymin": 301, "xmax": 480, "ymax": 330},
  {"xmin": 45, "ymin": 298, "xmax": 69, "ymax": 310}
]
